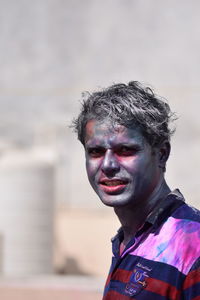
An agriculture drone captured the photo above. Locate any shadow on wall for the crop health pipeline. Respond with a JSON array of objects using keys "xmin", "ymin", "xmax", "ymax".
[{"xmin": 55, "ymin": 256, "xmax": 91, "ymax": 276}]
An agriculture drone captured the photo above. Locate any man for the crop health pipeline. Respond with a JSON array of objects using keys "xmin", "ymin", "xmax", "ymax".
[{"xmin": 72, "ymin": 81, "xmax": 200, "ymax": 299}]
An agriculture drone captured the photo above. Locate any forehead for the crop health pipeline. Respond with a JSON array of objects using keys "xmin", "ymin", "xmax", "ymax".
[{"xmin": 84, "ymin": 119, "xmax": 146, "ymax": 145}]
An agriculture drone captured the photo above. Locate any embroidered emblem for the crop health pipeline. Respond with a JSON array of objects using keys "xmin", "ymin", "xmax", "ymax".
[
  {"xmin": 136, "ymin": 262, "xmax": 152, "ymax": 272},
  {"xmin": 125, "ymin": 266, "xmax": 149, "ymax": 297}
]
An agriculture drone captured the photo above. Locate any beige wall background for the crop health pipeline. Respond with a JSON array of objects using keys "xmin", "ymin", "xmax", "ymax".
[{"xmin": 0, "ymin": 0, "xmax": 199, "ymax": 278}]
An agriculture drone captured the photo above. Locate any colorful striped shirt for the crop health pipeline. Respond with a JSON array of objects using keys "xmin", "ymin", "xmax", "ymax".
[{"xmin": 103, "ymin": 190, "xmax": 200, "ymax": 299}]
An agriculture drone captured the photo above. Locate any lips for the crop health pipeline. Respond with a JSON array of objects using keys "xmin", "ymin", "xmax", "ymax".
[
  {"xmin": 99, "ymin": 178, "xmax": 129, "ymax": 194},
  {"xmin": 100, "ymin": 179, "xmax": 128, "ymax": 186}
]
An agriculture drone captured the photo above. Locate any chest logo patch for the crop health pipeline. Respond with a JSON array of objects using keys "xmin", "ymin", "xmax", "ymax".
[{"xmin": 125, "ymin": 266, "xmax": 149, "ymax": 297}]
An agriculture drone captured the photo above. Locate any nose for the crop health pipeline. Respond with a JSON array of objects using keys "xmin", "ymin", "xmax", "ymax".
[{"xmin": 101, "ymin": 149, "xmax": 120, "ymax": 176}]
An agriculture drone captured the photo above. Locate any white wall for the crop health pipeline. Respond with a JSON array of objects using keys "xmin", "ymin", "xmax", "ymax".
[{"xmin": 0, "ymin": 0, "xmax": 199, "ymax": 276}]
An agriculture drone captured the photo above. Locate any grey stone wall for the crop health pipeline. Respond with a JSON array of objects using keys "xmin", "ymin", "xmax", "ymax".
[{"xmin": 0, "ymin": 0, "xmax": 199, "ymax": 208}]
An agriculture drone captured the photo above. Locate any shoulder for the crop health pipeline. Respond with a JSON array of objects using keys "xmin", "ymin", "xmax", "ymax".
[
  {"xmin": 160, "ymin": 202, "xmax": 200, "ymax": 274},
  {"xmin": 172, "ymin": 201, "xmax": 200, "ymax": 223},
  {"xmin": 164, "ymin": 202, "xmax": 200, "ymax": 250},
  {"xmin": 141, "ymin": 199, "xmax": 200, "ymax": 275},
  {"xmin": 169, "ymin": 202, "xmax": 200, "ymax": 237}
]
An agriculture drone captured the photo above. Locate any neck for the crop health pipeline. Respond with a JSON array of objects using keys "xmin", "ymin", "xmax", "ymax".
[{"xmin": 114, "ymin": 179, "xmax": 171, "ymax": 245}]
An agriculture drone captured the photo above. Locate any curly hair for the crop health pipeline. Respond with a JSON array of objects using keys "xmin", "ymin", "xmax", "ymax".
[{"xmin": 72, "ymin": 81, "xmax": 176, "ymax": 147}]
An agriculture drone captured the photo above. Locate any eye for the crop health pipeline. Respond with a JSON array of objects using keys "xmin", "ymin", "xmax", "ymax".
[
  {"xmin": 87, "ymin": 147, "xmax": 105, "ymax": 158},
  {"xmin": 115, "ymin": 146, "xmax": 138, "ymax": 156}
]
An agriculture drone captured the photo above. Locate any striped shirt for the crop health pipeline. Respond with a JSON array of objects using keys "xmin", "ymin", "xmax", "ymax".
[{"xmin": 103, "ymin": 190, "xmax": 200, "ymax": 299}]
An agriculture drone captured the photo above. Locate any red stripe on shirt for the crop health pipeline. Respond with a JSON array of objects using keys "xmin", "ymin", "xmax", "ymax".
[
  {"xmin": 183, "ymin": 269, "xmax": 200, "ymax": 290},
  {"xmin": 192, "ymin": 296, "xmax": 200, "ymax": 300},
  {"xmin": 111, "ymin": 269, "xmax": 132, "ymax": 283},
  {"xmin": 146, "ymin": 277, "xmax": 180, "ymax": 299}
]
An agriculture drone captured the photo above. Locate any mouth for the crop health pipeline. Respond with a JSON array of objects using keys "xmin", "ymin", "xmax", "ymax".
[{"xmin": 99, "ymin": 179, "xmax": 129, "ymax": 194}]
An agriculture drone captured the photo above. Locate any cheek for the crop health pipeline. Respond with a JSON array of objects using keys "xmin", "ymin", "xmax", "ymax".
[
  {"xmin": 119, "ymin": 156, "xmax": 153, "ymax": 179},
  {"xmin": 118, "ymin": 157, "xmax": 139, "ymax": 172},
  {"xmin": 86, "ymin": 158, "xmax": 100, "ymax": 177}
]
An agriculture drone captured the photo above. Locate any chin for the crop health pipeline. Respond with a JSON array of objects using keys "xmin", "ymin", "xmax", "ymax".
[{"xmin": 99, "ymin": 194, "xmax": 132, "ymax": 208}]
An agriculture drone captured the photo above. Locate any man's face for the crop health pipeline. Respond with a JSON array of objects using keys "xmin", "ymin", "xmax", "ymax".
[{"xmin": 84, "ymin": 119, "xmax": 163, "ymax": 208}]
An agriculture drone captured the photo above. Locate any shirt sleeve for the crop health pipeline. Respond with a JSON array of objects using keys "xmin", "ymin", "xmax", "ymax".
[{"xmin": 181, "ymin": 258, "xmax": 200, "ymax": 299}]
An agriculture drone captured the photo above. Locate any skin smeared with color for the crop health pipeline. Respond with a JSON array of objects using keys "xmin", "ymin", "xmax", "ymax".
[
  {"xmin": 72, "ymin": 81, "xmax": 175, "ymax": 249},
  {"xmin": 85, "ymin": 119, "xmax": 171, "ymax": 244}
]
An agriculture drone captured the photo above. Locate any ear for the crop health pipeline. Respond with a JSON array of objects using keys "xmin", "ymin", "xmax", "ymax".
[{"xmin": 158, "ymin": 141, "xmax": 171, "ymax": 171}]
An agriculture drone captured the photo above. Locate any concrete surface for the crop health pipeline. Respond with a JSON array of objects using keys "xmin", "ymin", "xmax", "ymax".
[
  {"xmin": 0, "ymin": 275, "xmax": 104, "ymax": 300},
  {"xmin": 54, "ymin": 208, "xmax": 119, "ymax": 277}
]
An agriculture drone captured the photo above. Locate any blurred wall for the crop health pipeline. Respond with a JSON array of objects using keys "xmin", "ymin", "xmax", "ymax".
[{"xmin": 0, "ymin": 0, "xmax": 199, "ymax": 276}]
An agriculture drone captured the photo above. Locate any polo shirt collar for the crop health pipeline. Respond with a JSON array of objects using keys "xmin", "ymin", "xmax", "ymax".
[
  {"xmin": 111, "ymin": 189, "xmax": 185, "ymax": 244},
  {"xmin": 146, "ymin": 189, "xmax": 185, "ymax": 227}
]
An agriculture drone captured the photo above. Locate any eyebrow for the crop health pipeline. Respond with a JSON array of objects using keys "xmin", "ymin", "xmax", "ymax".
[{"xmin": 85, "ymin": 142, "xmax": 143, "ymax": 149}]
